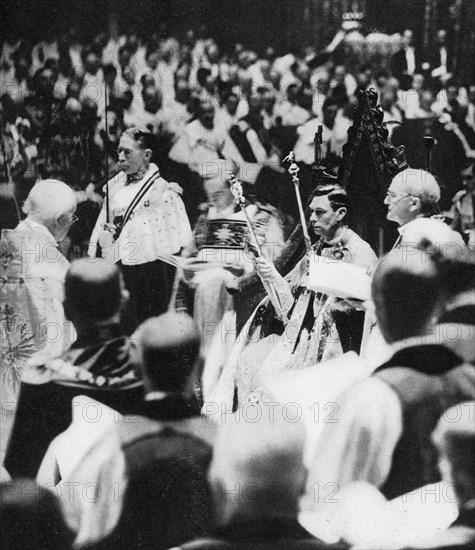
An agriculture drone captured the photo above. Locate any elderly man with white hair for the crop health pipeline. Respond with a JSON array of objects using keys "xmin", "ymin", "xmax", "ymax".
[
  {"xmin": 384, "ymin": 168, "xmax": 464, "ymax": 249},
  {"xmin": 1, "ymin": 179, "xmax": 77, "ymax": 402}
]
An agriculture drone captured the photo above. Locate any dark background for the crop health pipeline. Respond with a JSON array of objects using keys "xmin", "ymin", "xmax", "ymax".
[{"xmin": 2, "ymin": 0, "xmax": 474, "ymax": 82}]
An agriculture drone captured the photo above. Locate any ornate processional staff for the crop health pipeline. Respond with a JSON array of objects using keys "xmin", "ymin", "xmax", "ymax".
[
  {"xmin": 282, "ymin": 151, "xmax": 312, "ymax": 252},
  {"xmin": 227, "ymin": 172, "xmax": 281, "ymax": 308},
  {"xmin": 228, "ymin": 173, "xmax": 263, "ymax": 256}
]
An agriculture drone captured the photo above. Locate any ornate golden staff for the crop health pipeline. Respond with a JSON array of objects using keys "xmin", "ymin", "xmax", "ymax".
[
  {"xmin": 282, "ymin": 151, "xmax": 312, "ymax": 251},
  {"xmin": 227, "ymin": 172, "xmax": 281, "ymax": 309}
]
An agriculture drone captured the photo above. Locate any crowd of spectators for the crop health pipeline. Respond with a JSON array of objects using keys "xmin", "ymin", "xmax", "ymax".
[{"xmin": 1, "ymin": 24, "xmax": 474, "ymax": 236}]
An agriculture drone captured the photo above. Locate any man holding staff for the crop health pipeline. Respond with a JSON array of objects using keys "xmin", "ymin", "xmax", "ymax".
[
  {"xmin": 207, "ymin": 180, "xmax": 377, "ymax": 410},
  {"xmin": 88, "ymin": 127, "xmax": 192, "ymax": 330}
]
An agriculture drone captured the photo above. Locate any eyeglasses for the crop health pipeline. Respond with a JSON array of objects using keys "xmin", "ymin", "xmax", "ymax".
[
  {"xmin": 385, "ymin": 191, "xmax": 417, "ymax": 202},
  {"xmin": 70, "ymin": 214, "xmax": 79, "ymax": 224}
]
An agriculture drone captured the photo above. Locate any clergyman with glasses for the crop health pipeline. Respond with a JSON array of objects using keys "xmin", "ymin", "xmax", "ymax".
[{"xmin": 384, "ymin": 168, "xmax": 463, "ymax": 248}]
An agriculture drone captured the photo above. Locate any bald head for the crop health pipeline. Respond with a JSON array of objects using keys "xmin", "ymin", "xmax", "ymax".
[
  {"xmin": 137, "ymin": 313, "xmax": 200, "ymax": 392},
  {"xmin": 210, "ymin": 412, "xmax": 307, "ymax": 523},
  {"xmin": 23, "ymin": 179, "xmax": 77, "ymax": 241},
  {"xmin": 372, "ymin": 249, "xmax": 442, "ymax": 343},
  {"xmin": 64, "ymin": 259, "xmax": 125, "ymax": 323}
]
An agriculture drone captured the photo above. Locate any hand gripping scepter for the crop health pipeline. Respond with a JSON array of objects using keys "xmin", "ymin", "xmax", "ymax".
[
  {"xmin": 282, "ymin": 152, "xmax": 312, "ymax": 251},
  {"xmin": 227, "ymin": 172, "xmax": 281, "ymax": 309}
]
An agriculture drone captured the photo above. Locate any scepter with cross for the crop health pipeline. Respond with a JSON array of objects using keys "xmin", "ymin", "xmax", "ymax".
[{"xmin": 227, "ymin": 172, "xmax": 282, "ymax": 309}]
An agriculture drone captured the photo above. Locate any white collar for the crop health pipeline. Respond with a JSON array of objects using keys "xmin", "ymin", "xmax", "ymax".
[
  {"xmin": 397, "ymin": 218, "xmax": 418, "ymax": 235},
  {"xmin": 144, "ymin": 390, "xmax": 173, "ymax": 401}
]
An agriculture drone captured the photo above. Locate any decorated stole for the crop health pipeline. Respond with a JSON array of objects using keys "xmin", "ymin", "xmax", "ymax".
[{"xmin": 115, "ymin": 169, "xmax": 161, "ymax": 240}]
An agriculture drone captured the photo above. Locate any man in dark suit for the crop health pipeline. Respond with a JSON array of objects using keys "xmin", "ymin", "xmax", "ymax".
[
  {"xmin": 391, "ymin": 29, "xmax": 420, "ymax": 85},
  {"xmin": 428, "ymin": 29, "xmax": 453, "ymax": 82}
]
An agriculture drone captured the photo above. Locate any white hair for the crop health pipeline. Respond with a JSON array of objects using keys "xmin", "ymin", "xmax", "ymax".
[
  {"xmin": 23, "ymin": 179, "xmax": 77, "ymax": 222},
  {"xmin": 391, "ymin": 169, "xmax": 441, "ymax": 212}
]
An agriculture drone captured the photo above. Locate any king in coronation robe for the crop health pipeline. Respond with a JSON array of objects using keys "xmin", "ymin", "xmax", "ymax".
[{"xmin": 205, "ymin": 182, "xmax": 378, "ymax": 411}]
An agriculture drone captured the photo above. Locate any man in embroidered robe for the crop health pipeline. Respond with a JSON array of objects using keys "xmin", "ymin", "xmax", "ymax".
[
  {"xmin": 88, "ymin": 127, "xmax": 192, "ymax": 330},
  {"xmin": 1, "ymin": 179, "xmax": 77, "ymax": 407},
  {"xmin": 207, "ymin": 184, "xmax": 377, "ymax": 409}
]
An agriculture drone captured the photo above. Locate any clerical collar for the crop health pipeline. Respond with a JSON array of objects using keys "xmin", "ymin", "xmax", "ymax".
[{"xmin": 145, "ymin": 390, "xmax": 178, "ymax": 401}]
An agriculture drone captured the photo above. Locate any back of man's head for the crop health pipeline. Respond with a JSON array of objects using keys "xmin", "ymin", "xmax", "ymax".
[
  {"xmin": 437, "ymin": 245, "xmax": 475, "ymax": 305},
  {"xmin": 137, "ymin": 313, "xmax": 200, "ymax": 393},
  {"xmin": 210, "ymin": 411, "xmax": 307, "ymax": 525},
  {"xmin": 1, "ymin": 479, "xmax": 73, "ymax": 550},
  {"xmin": 64, "ymin": 259, "xmax": 124, "ymax": 323},
  {"xmin": 23, "ymin": 179, "xmax": 76, "ymax": 223},
  {"xmin": 372, "ymin": 248, "xmax": 442, "ymax": 343},
  {"xmin": 433, "ymin": 402, "xmax": 475, "ymax": 509}
]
